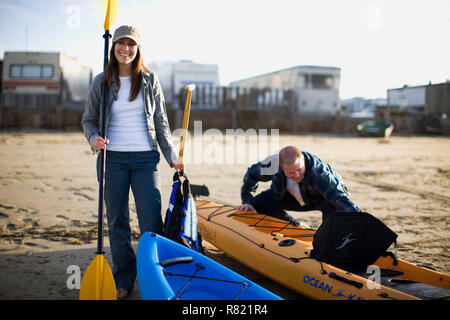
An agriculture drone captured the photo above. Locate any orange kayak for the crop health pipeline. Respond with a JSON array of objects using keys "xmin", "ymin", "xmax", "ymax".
[{"xmin": 196, "ymin": 199, "xmax": 450, "ymax": 300}]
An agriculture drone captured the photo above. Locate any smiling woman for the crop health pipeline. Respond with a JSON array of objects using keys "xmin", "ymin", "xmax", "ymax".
[{"xmin": 81, "ymin": 24, "xmax": 179, "ymax": 299}]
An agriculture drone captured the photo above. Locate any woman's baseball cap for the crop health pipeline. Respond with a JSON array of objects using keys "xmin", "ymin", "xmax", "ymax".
[{"xmin": 112, "ymin": 25, "xmax": 142, "ymax": 46}]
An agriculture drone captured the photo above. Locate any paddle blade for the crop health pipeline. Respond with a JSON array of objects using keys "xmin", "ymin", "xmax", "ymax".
[
  {"xmin": 79, "ymin": 255, "xmax": 117, "ymax": 300},
  {"xmin": 102, "ymin": 0, "xmax": 118, "ymax": 30}
]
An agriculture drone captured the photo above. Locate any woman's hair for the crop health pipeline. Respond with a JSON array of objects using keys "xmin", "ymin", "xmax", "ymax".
[{"xmin": 104, "ymin": 42, "xmax": 151, "ymax": 102}]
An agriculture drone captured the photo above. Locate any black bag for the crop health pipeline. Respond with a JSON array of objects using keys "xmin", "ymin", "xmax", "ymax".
[{"xmin": 310, "ymin": 211, "xmax": 398, "ymax": 271}]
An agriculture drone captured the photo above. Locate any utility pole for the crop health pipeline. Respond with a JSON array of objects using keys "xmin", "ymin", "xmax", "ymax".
[{"xmin": 25, "ymin": 27, "xmax": 28, "ymax": 51}]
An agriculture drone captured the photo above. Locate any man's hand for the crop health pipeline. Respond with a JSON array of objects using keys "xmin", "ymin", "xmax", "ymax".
[{"xmin": 234, "ymin": 203, "xmax": 255, "ymax": 212}]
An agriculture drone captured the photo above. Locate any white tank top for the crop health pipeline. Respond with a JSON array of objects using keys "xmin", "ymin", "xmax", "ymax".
[{"xmin": 107, "ymin": 76, "xmax": 152, "ymax": 152}]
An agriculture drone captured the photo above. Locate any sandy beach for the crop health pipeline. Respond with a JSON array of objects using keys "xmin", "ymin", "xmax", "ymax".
[{"xmin": 0, "ymin": 130, "xmax": 449, "ymax": 300}]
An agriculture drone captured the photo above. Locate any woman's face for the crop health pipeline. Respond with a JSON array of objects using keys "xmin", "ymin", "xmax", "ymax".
[{"xmin": 114, "ymin": 37, "xmax": 138, "ymax": 67}]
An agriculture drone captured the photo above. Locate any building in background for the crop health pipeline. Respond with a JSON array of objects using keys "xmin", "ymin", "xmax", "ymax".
[
  {"xmin": 387, "ymin": 85, "xmax": 426, "ymax": 109},
  {"xmin": 230, "ymin": 65, "xmax": 341, "ymax": 115},
  {"xmin": 1, "ymin": 51, "xmax": 92, "ymax": 108},
  {"xmin": 425, "ymin": 82, "xmax": 450, "ymax": 116},
  {"xmin": 148, "ymin": 60, "xmax": 220, "ymax": 108},
  {"xmin": 387, "ymin": 82, "xmax": 450, "ymax": 116},
  {"xmin": 0, "ymin": 59, "xmax": 3, "ymax": 99},
  {"xmin": 1, "ymin": 51, "xmax": 93, "ymax": 128},
  {"xmin": 384, "ymin": 82, "xmax": 450, "ymax": 135}
]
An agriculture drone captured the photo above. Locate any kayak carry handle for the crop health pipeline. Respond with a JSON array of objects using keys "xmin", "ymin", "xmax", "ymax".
[
  {"xmin": 160, "ymin": 256, "xmax": 194, "ymax": 268},
  {"xmin": 328, "ymin": 272, "xmax": 363, "ymax": 289}
]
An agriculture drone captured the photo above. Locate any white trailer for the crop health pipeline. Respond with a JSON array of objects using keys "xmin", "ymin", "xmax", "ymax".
[
  {"xmin": 230, "ymin": 65, "xmax": 341, "ymax": 115},
  {"xmin": 1, "ymin": 51, "xmax": 92, "ymax": 108},
  {"xmin": 148, "ymin": 60, "xmax": 220, "ymax": 108},
  {"xmin": 387, "ymin": 85, "xmax": 426, "ymax": 108}
]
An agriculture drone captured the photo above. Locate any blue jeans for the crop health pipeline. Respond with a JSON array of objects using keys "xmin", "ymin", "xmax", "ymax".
[{"xmin": 97, "ymin": 150, "xmax": 163, "ymax": 291}]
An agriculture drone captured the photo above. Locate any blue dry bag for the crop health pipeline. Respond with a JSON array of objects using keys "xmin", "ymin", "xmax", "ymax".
[{"xmin": 163, "ymin": 172, "xmax": 204, "ymax": 253}]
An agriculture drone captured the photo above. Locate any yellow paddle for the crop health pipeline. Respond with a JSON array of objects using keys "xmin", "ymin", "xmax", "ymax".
[
  {"xmin": 79, "ymin": 0, "xmax": 118, "ymax": 300},
  {"xmin": 178, "ymin": 84, "xmax": 196, "ymax": 173}
]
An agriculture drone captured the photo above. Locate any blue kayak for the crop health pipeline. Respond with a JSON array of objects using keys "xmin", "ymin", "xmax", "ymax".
[{"xmin": 137, "ymin": 232, "xmax": 283, "ymax": 300}]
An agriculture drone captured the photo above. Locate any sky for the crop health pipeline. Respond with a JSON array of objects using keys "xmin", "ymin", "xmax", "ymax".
[{"xmin": 0, "ymin": 0, "xmax": 449, "ymax": 99}]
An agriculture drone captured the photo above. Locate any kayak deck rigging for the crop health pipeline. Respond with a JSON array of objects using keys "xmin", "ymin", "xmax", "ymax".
[
  {"xmin": 159, "ymin": 253, "xmax": 249, "ymax": 300},
  {"xmin": 164, "ymin": 264, "xmax": 249, "ymax": 300},
  {"xmin": 137, "ymin": 232, "xmax": 283, "ymax": 300}
]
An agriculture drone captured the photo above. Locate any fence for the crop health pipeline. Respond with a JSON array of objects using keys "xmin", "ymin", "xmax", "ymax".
[
  {"xmin": 3, "ymin": 84, "xmax": 448, "ymax": 135},
  {"xmin": 176, "ymin": 86, "xmax": 296, "ymax": 113}
]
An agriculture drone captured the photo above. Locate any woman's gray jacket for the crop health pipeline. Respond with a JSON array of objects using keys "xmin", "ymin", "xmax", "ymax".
[{"xmin": 81, "ymin": 71, "xmax": 177, "ymax": 165}]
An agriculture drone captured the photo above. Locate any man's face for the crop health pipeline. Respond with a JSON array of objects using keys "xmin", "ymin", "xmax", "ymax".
[{"xmin": 281, "ymin": 157, "xmax": 306, "ymax": 184}]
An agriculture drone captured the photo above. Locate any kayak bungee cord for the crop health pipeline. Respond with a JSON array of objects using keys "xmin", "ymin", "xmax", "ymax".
[
  {"xmin": 196, "ymin": 199, "xmax": 316, "ymax": 238},
  {"xmin": 164, "ymin": 268, "xmax": 249, "ymax": 300},
  {"xmin": 173, "ymin": 263, "xmax": 204, "ymax": 300},
  {"xmin": 229, "ymin": 212, "xmax": 316, "ymax": 237},
  {"xmin": 196, "ymin": 204, "xmax": 312, "ymax": 264},
  {"xmin": 195, "ymin": 201, "xmax": 234, "ymax": 220}
]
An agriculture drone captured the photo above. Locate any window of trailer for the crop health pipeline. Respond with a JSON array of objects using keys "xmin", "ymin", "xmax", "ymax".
[
  {"xmin": 311, "ymin": 74, "xmax": 334, "ymax": 90},
  {"xmin": 9, "ymin": 64, "xmax": 54, "ymax": 79}
]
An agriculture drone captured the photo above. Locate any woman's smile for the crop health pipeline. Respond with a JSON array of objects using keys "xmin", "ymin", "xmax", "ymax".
[{"xmin": 114, "ymin": 38, "xmax": 137, "ymax": 66}]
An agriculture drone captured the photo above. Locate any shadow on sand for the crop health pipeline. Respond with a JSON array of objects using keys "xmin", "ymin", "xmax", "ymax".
[{"xmin": 0, "ymin": 240, "xmax": 306, "ymax": 300}]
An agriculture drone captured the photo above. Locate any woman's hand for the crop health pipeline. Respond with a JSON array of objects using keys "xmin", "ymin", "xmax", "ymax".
[
  {"xmin": 93, "ymin": 136, "xmax": 109, "ymax": 151},
  {"xmin": 172, "ymin": 161, "xmax": 186, "ymax": 174}
]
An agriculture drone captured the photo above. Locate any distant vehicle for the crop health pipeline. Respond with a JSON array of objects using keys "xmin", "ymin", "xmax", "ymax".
[
  {"xmin": 357, "ymin": 120, "xmax": 394, "ymax": 138},
  {"xmin": 1, "ymin": 51, "xmax": 92, "ymax": 109}
]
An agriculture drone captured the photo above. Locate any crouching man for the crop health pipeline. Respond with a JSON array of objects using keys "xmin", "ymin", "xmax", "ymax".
[{"xmin": 235, "ymin": 146, "xmax": 361, "ymax": 224}]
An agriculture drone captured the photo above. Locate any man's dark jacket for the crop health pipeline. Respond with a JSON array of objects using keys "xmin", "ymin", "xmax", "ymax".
[{"xmin": 241, "ymin": 151, "xmax": 360, "ymax": 213}]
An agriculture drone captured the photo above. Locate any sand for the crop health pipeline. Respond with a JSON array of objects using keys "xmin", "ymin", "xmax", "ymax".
[{"xmin": 0, "ymin": 130, "xmax": 449, "ymax": 300}]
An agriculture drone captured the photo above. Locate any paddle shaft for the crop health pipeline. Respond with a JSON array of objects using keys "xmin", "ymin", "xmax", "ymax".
[
  {"xmin": 79, "ymin": 1, "xmax": 117, "ymax": 301},
  {"xmin": 178, "ymin": 85, "xmax": 195, "ymax": 172},
  {"xmin": 97, "ymin": 29, "xmax": 111, "ymax": 254}
]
